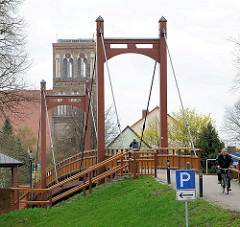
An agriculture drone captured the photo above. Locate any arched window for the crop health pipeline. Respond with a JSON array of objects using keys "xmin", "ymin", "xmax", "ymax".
[
  {"xmin": 83, "ymin": 57, "xmax": 87, "ymax": 77},
  {"xmin": 90, "ymin": 53, "xmax": 95, "ymax": 78},
  {"xmin": 63, "ymin": 58, "xmax": 67, "ymax": 79},
  {"xmin": 78, "ymin": 58, "xmax": 81, "ymax": 78},
  {"xmin": 69, "ymin": 58, "xmax": 73, "ymax": 78},
  {"xmin": 55, "ymin": 54, "xmax": 60, "ymax": 78}
]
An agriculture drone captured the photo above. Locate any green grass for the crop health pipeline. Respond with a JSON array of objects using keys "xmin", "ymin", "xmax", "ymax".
[{"xmin": 0, "ymin": 176, "xmax": 240, "ymax": 227}]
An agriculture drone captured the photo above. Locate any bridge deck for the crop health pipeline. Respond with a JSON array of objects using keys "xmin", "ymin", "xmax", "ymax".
[{"xmin": 157, "ymin": 169, "xmax": 240, "ymax": 211}]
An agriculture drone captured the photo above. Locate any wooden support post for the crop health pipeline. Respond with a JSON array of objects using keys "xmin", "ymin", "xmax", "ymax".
[
  {"xmin": 178, "ymin": 149, "xmax": 180, "ymax": 169},
  {"xmin": 96, "ymin": 16, "xmax": 105, "ymax": 183},
  {"xmin": 89, "ymin": 172, "xmax": 92, "ymax": 194},
  {"xmin": 121, "ymin": 156, "xmax": 123, "ymax": 176},
  {"xmin": 133, "ymin": 153, "xmax": 137, "ymax": 179},
  {"xmin": 198, "ymin": 150, "xmax": 201, "ymax": 172},
  {"xmin": 40, "ymin": 80, "xmax": 47, "ymax": 189},
  {"xmin": 16, "ymin": 190, "xmax": 19, "ymax": 210},
  {"xmin": 154, "ymin": 153, "xmax": 157, "ymax": 178},
  {"xmin": 49, "ymin": 191, "xmax": 52, "ymax": 209},
  {"xmin": 159, "ymin": 16, "xmax": 168, "ymax": 148},
  {"xmin": 191, "ymin": 150, "xmax": 193, "ymax": 169},
  {"xmin": 37, "ymin": 193, "xmax": 40, "ymax": 208},
  {"xmin": 11, "ymin": 167, "xmax": 14, "ymax": 187},
  {"xmin": 13, "ymin": 165, "xmax": 18, "ymax": 209},
  {"xmin": 26, "ymin": 193, "xmax": 30, "ymax": 209},
  {"xmin": 83, "ymin": 174, "xmax": 86, "ymax": 196}
]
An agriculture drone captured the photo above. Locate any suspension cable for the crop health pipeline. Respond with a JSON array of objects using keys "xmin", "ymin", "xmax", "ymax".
[
  {"xmin": 99, "ymin": 28, "xmax": 125, "ymax": 153},
  {"xmin": 79, "ymin": 54, "xmax": 97, "ymax": 171},
  {"xmin": 87, "ymin": 88, "xmax": 98, "ymax": 166},
  {"xmin": 87, "ymin": 89, "xmax": 97, "ymax": 139},
  {"xmin": 42, "ymin": 88, "xmax": 59, "ymax": 183},
  {"xmin": 162, "ymin": 29, "xmax": 196, "ymax": 156},
  {"xmin": 139, "ymin": 61, "xmax": 157, "ymax": 150}
]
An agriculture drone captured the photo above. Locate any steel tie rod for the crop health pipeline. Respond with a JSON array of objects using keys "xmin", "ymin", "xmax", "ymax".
[{"xmin": 42, "ymin": 88, "xmax": 59, "ymax": 183}]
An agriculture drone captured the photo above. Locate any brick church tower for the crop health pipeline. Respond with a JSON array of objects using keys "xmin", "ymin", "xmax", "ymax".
[{"xmin": 52, "ymin": 38, "xmax": 97, "ymax": 140}]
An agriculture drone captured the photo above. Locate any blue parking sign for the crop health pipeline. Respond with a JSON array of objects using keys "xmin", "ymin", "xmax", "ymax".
[{"xmin": 176, "ymin": 170, "xmax": 195, "ymax": 190}]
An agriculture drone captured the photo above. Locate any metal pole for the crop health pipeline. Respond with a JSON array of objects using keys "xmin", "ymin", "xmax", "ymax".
[
  {"xmin": 185, "ymin": 201, "xmax": 189, "ymax": 227},
  {"xmin": 199, "ymin": 170, "xmax": 203, "ymax": 198},
  {"xmin": 167, "ymin": 160, "xmax": 171, "ymax": 184},
  {"xmin": 29, "ymin": 151, "xmax": 33, "ymax": 208},
  {"xmin": 206, "ymin": 159, "xmax": 208, "ymax": 174},
  {"xmin": 30, "ymin": 159, "xmax": 32, "ymax": 189}
]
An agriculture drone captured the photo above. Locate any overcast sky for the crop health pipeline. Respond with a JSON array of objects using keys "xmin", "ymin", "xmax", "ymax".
[{"xmin": 20, "ymin": 0, "xmax": 240, "ymax": 145}]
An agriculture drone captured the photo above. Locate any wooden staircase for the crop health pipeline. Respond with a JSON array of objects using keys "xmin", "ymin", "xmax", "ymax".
[{"xmin": 11, "ymin": 150, "xmax": 158, "ymax": 209}]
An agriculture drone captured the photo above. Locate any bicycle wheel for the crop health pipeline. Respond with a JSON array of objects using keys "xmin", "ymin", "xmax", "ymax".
[
  {"xmin": 226, "ymin": 178, "xmax": 229, "ymax": 194},
  {"xmin": 222, "ymin": 177, "xmax": 225, "ymax": 193}
]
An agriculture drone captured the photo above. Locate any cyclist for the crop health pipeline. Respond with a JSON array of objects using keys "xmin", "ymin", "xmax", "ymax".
[{"xmin": 216, "ymin": 148, "xmax": 233, "ymax": 189}]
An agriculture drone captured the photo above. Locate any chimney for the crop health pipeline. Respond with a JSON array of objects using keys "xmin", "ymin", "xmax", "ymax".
[{"xmin": 142, "ymin": 109, "xmax": 148, "ymax": 118}]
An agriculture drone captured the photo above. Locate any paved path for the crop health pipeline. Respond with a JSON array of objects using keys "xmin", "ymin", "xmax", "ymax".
[{"xmin": 156, "ymin": 169, "xmax": 240, "ymax": 211}]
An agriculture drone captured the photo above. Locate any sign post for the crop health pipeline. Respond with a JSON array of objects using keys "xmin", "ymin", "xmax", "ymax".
[{"xmin": 176, "ymin": 170, "xmax": 196, "ymax": 227}]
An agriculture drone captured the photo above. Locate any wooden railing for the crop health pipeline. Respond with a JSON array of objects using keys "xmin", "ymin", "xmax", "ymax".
[
  {"xmin": 229, "ymin": 154, "xmax": 240, "ymax": 182},
  {"xmin": 46, "ymin": 150, "xmax": 97, "ymax": 186},
  {"xmin": 11, "ymin": 152, "xmax": 129, "ymax": 209},
  {"xmin": 154, "ymin": 148, "xmax": 201, "ymax": 171},
  {"xmin": 11, "ymin": 150, "xmax": 160, "ymax": 209},
  {"xmin": 11, "ymin": 147, "xmax": 200, "ymax": 210},
  {"xmin": 11, "ymin": 188, "xmax": 52, "ymax": 210},
  {"xmin": 127, "ymin": 151, "xmax": 157, "ymax": 178},
  {"xmin": 40, "ymin": 147, "xmax": 201, "ymax": 188}
]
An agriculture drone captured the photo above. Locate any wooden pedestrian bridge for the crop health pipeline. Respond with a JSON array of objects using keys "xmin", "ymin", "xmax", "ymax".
[
  {"xmin": 10, "ymin": 147, "xmax": 202, "ymax": 210},
  {"xmin": 6, "ymin": 147, "xmax": 240, "ymax": 213}
]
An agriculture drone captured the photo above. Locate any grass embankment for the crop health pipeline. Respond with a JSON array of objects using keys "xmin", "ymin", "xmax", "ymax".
[{"xmin": 0, "ymin": 176, "xmax": 240, "ymax": 227}]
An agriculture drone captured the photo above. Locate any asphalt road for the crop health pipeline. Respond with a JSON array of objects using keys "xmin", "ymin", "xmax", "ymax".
[{"xmin": 157, "ymin": 169, "xmax": 240, "ymax": 211}]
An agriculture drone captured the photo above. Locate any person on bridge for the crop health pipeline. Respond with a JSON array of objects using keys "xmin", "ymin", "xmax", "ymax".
[
  {"xmin": 129, "ymin": 139, "xmax": 139, "ymax": 149},
  {"xmin": 216, "ymin": 148, "xmax": 233, "ymax": 188}
]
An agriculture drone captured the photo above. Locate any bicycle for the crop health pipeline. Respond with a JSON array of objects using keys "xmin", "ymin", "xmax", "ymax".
[{"xmin": 220, "ymin": 168, "xmax": 230, "ymax": 194}]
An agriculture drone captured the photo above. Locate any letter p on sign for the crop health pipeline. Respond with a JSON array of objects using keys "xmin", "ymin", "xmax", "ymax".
[
  {"xmin": 176, "ymin": 170, "xmax": 195, "ymax": 190},
  {"xmin": 180, "ymin": 172, "xmax": 190, "ymax": 187}
]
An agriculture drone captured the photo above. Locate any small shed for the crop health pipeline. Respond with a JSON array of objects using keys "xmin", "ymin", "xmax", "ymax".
[
  {"xmin": 0, "ymin": 152, "xmax": 24, "ymax": 214},
  {"xmin": 0, "ymin": 152, "xmax": 24, "ymax": 188}
]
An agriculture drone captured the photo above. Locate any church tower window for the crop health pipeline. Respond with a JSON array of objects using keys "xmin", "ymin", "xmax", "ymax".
[
  {"xmin": 69, "ymin": 58, "xmax": 73, "ymax": 78},
  {"xmin": 83, "ymin": 57, "xmax": 87, "ymax": 77},
  {"xmin": 55, "ymin": 54, "xmax": 60, "ymax": 78},
  {"xmin": 63, "ymin": 58, "xmax": 67, "ymax": 79},
  {"xmin": 78, "ymin": 58, "xmax": 81, "ymax": 78}
]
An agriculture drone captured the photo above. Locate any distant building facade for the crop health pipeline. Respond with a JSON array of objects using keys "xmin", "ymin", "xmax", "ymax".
[
  {"xmin": 0, "ymin": 38, "xmax": 97, "ymax": 147},
  {"xmin": 52, "ymin": 38, "xmax": 97, "ymax": 139},
  {"xmin": 107, "ymin": 126, "xmax": 151, "ymax": 149},
  {"xmin": 131, "ymin": 107, "xmax": 174, "ymax": 148}
]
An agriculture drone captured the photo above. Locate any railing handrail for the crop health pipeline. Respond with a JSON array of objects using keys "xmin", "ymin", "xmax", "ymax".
[
  {"xmin": 12, "ymin": 151, "xmax": 131, "ymax": 208},
  {"xmin": 43, "ymin": 148, "xmax": 201, "ymax": 188},
  {"xmin": 48, "ymin": 151, "xmax": 129, "ymax": 191}
]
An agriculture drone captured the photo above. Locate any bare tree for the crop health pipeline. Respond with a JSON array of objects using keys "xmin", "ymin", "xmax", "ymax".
[
  {"xmin": 52, "ymin": 105, "xmax": 119, "ymax": 164},
  {"xmin": 0, "ymin": 0, "xmax": 31, "ymax": 118},
  {"xmin": 223, "ymin": 100, "xmax": 240, "ymax": 144},
  {"xmin": 230, "ymin": 35, "xmax": 240, "ymax": 92},
  {"xmin": 105, "ymin": 106, "xmax": 118, "ymax": 147}
]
